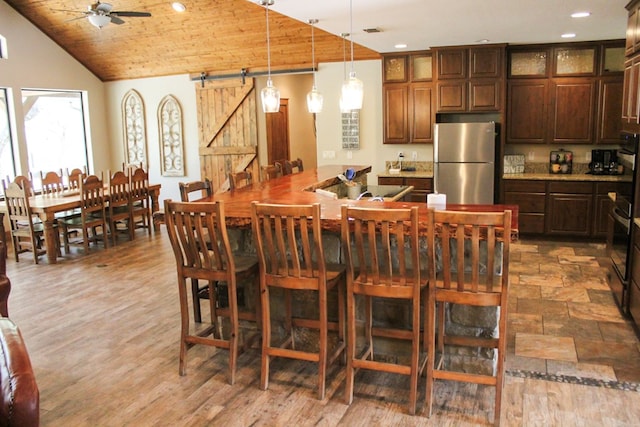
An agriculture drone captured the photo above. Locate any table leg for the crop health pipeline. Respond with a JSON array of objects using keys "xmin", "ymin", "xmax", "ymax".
[
  {"xmin": 149, "ymin": 188, "xmax": 161, "ymax": 232},
  {"xmin": 40, "ymin": 213, "xmax": 58, "ymax": 264}
]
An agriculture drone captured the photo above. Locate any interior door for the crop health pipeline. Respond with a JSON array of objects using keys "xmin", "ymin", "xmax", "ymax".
[
  {"xmin": 195, "ymin": 78, "xmax": 259, "ymax": 192},
  {"xmin": 266, "ymin": 99, "xmax": 290, "ymax": 164}
]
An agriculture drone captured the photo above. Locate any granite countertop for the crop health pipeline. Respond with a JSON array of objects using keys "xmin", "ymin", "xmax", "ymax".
[{"xmin": 635, "ymin": 218, "xmax": 640, "ymax": 228}]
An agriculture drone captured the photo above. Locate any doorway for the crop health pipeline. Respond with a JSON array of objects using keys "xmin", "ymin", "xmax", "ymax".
[{"xmin": 266, "ymin": 98, "xmax": 290, "ymax": 164}]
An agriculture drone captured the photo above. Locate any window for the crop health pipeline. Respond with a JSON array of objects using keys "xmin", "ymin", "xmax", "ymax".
[
  {"xmin": 21, "ymin": 89, "xmax": 89, "ymax": 175},
  {"xmin": 0, "ymin": 88, "xmax": 15, "ymax": 179}
]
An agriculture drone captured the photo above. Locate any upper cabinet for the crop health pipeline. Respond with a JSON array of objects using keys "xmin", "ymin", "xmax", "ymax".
[
  {"xmin": 506, "ymin": 40, "xmax": 624, "ymax": 145},
  {"xmin": 623, "ymin": 0, "xmax": 640, "ymax": 133},
  {"xmin": 435, "ymin": 44, "xmax": 506, "ymax": 112},
  {"xmin": 382, "ymin": 52, "xmax": 434, "ymax": 144}
]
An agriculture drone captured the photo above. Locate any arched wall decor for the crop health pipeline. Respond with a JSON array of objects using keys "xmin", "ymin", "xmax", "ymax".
[
  {"xmin": 158, "ymin": 95, "xmax": 185, "ymax": 176},
  {"xmin": 122, "ymin": 89, "xmax": 147, "ymax": 167}
]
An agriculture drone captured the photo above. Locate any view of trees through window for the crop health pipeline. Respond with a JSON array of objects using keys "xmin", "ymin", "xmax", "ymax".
[
  {"xmin": 0, "ymin": 88, "xmax": 15, "ymax": 179},
  {"xmin": 21, "ymin": 89, "xmax": 89, "ymax": 177}
]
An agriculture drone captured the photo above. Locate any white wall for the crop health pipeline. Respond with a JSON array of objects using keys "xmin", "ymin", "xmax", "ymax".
[{"xmin": 0, "ymin": 0, "xmax": 110, "ymax": 175}]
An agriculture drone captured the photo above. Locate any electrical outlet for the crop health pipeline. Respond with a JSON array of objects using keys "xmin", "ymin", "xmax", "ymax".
[
  {"xmin": 411, "ymin": 151, "xmax": 418, "ymax": 161},
  {"xmin": 527, "ymin": 151, "xmax": 535, "ymax": 161},
  {"xmin": 322, "ymin": 150, "xmax": 336, "ymax": 159},
  {"xmin": 347, "ymin": 150, "xmax": 352, "ymax": 159},
  {"xmin": 398, "ymin": 151, "xmax": 404, "ymax": 159},
  {"xmin": 585, "ymin": 151, "xmax": 592, "ymax": 162}
]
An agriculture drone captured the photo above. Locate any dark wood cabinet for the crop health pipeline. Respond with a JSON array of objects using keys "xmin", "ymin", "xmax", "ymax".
[
  {"xmin": 546, "ymin": 182, "xmax": 593, "ymax": 236},
  {"xmin": 549, "ymin": 78, "xmax": 597, "ymax": 144},
  {"xmin": 506, "ymin": 79, "xmax": 548, "ymax": 144},
  {"xmin": 382, "ymin": 52, "xmax": 434, "ymax": 144},
  {"xmin": 503, "ymin": 180, "xmax": 545, "ymax": 234},
  {"xmin": 378, "ymin": 176, "xmax": 433, "ymax": 202},
  {"xmin": 596, "ymin": 77, "xmax": 624, "ymax": 144},
  {"xmin": 436, "ymin": 45, "xmax": 504, "ymax": 112},
  {"xmin": 507, "ymin": 40, "xmax": 623, "ymax": 144},
  {"xmin": 627, "ymin": 0, "xmax": 640, "ymax": 57},
  {"xmin": 503, "ymin": 179, "xmax": 630, "ymax": 237}
]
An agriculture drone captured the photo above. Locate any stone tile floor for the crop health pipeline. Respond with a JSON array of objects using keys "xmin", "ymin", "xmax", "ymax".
[{"xmin": 507, "ymin": 237, "xmax": 640, "ymax": 386}]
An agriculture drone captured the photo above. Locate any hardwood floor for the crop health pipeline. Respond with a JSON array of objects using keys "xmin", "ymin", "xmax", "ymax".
[{"xmin": 5, "ymin": 232, "xmax": 640, "ymax": 426}]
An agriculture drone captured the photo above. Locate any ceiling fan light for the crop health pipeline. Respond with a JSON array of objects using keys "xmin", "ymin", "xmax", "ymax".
[
  {"xmin": 261, "ymin": 79, "xmax": 281, "ymax": 113},
  {"xmin": 88, "ymin": 14, "xmax": 111, "ymax": 29},
  {"xmin": 307, "ymin": 86, "xmax": 324, "ymax": 113},
  {"xmin": 341, "ymin": 71, "xmax": 363, "ymax": 111}
]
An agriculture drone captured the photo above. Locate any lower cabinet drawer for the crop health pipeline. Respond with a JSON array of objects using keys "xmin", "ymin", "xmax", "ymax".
[
  {"xmin": 504, "ymin": 193, "xmax": 545, "ymax": 213},
  {"xmin": 519, "ymin": 213, "xmax": 545, "ymax": 234}
]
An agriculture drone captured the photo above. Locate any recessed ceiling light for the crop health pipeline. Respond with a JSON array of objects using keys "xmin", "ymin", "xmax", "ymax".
[
  {"xmin": 476, "ymin": 39, "xmax": 490, "ymax": 44},
  {"xmin": 561, "ymin": 33, "xmax": 576, "ymax": 38},
  {"xmin": 571, "ymin": 11, "xmax": 591, "ymax": 18},
  {"xmin": 172, "ymin": 2, "xmax": 186, "ymax": 12},
  {"xmin": 395, "ymin": 43, "xmax": 407, "ymax": 49}
]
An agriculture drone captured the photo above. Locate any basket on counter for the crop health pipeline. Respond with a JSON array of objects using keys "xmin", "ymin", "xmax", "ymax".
[{"xmin": 549, "ymin": 150, "xmax": 572, "ymax": 174}]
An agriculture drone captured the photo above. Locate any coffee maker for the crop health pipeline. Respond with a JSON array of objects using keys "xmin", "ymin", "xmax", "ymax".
[{"xmin": 590, "ymin": 149, "xmax": 618, "ymax": 174}]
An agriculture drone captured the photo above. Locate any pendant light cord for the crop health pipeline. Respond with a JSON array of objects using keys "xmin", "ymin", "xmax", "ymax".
[
  {"xmin": 349, "ymin": 0, "xmax": 354, "ymax": 73},
  {"xmin": 311, "ymin": 20, "xmax": 317, "ymax": 87},
  {"xmin": 266, "ymin": 3, "xmax": 272, "ymax": 81}
]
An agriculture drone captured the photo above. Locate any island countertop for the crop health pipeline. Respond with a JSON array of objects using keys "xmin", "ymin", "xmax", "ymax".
[{"xmin": 187, "ymin": 164, "xmax": 518, "ymax": 238}]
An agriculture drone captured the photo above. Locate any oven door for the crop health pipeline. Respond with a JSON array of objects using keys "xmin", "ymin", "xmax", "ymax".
[{"xmin": 607, "ymin": 200, "xmax": 632, "ymax": 312}]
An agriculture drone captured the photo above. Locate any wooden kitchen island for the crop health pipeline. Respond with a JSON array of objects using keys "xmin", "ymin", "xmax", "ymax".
[{"xmin": 189, "ymin": 164, "xmax": 519, "ymax": 239}]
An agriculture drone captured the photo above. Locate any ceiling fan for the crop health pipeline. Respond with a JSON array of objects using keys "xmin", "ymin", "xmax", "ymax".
[{"xmin": 59, "ymin": 2, "xmax": 152, "ymax": 29}]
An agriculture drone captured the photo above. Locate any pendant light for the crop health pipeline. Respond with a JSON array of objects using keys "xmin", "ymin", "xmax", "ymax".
[
  {"xmin": 339, "ymin": 32, "xmax": 351, "ymax": 113},
  {"xmin": 340, "ymin": 0, "xmax": 363, "ymax": 110},
  {"xmin": 260, "ymin": 0, "xmax": 280, "ymax": 113},
  {"xmin": 306, "ymin": 19, "xmax": 323, "ymax": 113}
]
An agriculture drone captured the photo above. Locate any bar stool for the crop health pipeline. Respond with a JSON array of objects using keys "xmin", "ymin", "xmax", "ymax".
[
  {"xmin": 425, "ymin": 209, "xmax": 512, "ymax": 426},
  {"xmin": 251, "ymin": 201, "xmax": 345, "ymax": 400},
  {"xmin": 340, "ymin": 205, "xmax": 429, "ymax": 415},
  {"xmin": 164, "ymin": 199, "xmax": 259, "ymax": 384}
]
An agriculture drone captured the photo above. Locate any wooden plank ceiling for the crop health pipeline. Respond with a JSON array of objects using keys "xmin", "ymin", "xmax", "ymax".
[{"xmin": 6, "ymin": 0, "xmax": 380, "ymax": 82}]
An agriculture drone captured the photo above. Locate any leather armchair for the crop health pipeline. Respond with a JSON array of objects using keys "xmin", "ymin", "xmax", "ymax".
[
  {"xmin": 0, "ymin": 317, "xmax": 39, "ymax": 426},
  {"xmin": 0, "ymin": 242, "xmax": 11, "ymax": 317}
]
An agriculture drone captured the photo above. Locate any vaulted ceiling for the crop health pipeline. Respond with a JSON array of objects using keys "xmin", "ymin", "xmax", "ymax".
[
  {"xmin": 5, "ymin": 0, "xmax": 380, "ymax": 82},
  {"xmin": 5, "ymin": 0, "xmax": 628, "ymax": 82}
]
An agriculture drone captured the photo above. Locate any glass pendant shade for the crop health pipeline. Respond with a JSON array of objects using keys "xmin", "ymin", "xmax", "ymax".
[
  {"xmin": 88, "ymin": 14, "xmax": 111, "ymax": 28},
  {"xmin": 261, "ymin": 78, "xmax": 280, "ymax": 113},
  {"xmin": 307, "ymin": 86, "xmax": 323, "ymax": 113},
  {"xmin": 341, "ymin": 71, "xmax": 364, "ymax": 111}
]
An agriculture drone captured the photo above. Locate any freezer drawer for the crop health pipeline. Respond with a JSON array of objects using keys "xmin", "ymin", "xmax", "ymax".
[{"xmin": 435, "ymin": 162, "xmax": 495, "ymax": 204}]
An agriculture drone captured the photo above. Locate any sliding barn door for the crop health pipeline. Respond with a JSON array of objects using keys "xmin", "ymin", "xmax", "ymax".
[{"xmin": 195, "ymin": 78, "xmax": 259, "ymax": 192}]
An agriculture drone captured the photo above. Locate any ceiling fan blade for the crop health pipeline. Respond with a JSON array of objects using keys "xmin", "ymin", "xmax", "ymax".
[
  {"xmin": 110, "ymin": 16, "xmax": 125, "ymax": 25},
  {"xmin": 111, "ymin": 11, "xmax": 152, "ymax": 17}
]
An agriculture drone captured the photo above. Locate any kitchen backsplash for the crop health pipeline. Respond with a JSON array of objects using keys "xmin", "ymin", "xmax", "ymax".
[{"xmin": 384, "ymin": 161, "xmax": 433, "ymax": 172}]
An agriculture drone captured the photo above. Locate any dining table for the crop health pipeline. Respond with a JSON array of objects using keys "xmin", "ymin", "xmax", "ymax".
[{"xmin": 1, "ymin": 183, "xmax": 161, "ymax": 264}]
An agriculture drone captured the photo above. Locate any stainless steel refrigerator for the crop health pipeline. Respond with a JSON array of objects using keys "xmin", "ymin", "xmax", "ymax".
[{"xmin": 434, "ymin": 122, "xmax": 496, "ymax": 204}]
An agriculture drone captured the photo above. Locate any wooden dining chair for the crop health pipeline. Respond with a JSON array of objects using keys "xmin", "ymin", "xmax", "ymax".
[
  {"xmin": 107, "ymin": 170, "xmax": 133, "ymax": 245},
  {"xmin": 340, "ymin": 205, "xmax": 429, "ymax": 415},
  {"xmin": 164, "ymin": 199, "xmax": 260, "ymax": 384},
  {"xmin": 2, "ymin": 182, "xmax": 49, "ymax": 264},
  {"xmin": 39, "ymin": 170, "xmax": 65, "ymax": 195},
  {"xmin": 11, "ymin": 176, "xmax": 34, "ymax": 197},
  {"xmin": 260, "ymin": 163, "xmax": 283, "ymax": 182},
  {"xmin": 228, "ymin": 170, "xmax": 252, "ymax": 191},
  {"xmin": 179, "ymin": 179, "xmax": 213, "ymax": 202},
  {"xmin": 425, "ymin": 209, "xmax": 512, "ymax": 426},
  {"xmin": 130, "ymin": 167, "xmax": 152, "ymax": 235},
  {"xmin": 251, "ymin": 202, "xmax": 346, "ymax": 400},
  {"xmin": 59, "ymin": 174, "xmax": 109, "ymax": 253},
  {"xmin": 283, "ymin": 158, "xmax": 304, "ymax": 175},
  {"xmin": 65, "ymin": 167, "xmax": 86, "ymax": 190}
]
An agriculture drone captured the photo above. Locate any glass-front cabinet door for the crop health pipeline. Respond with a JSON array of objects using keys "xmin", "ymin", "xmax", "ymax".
[
  {"xmin": 553, "ymin": 47, "xmax": 596, "ymax": 76},
  {"xmin": 509, "ymin": 49, "xmax": 549, "ymax": 78}
]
